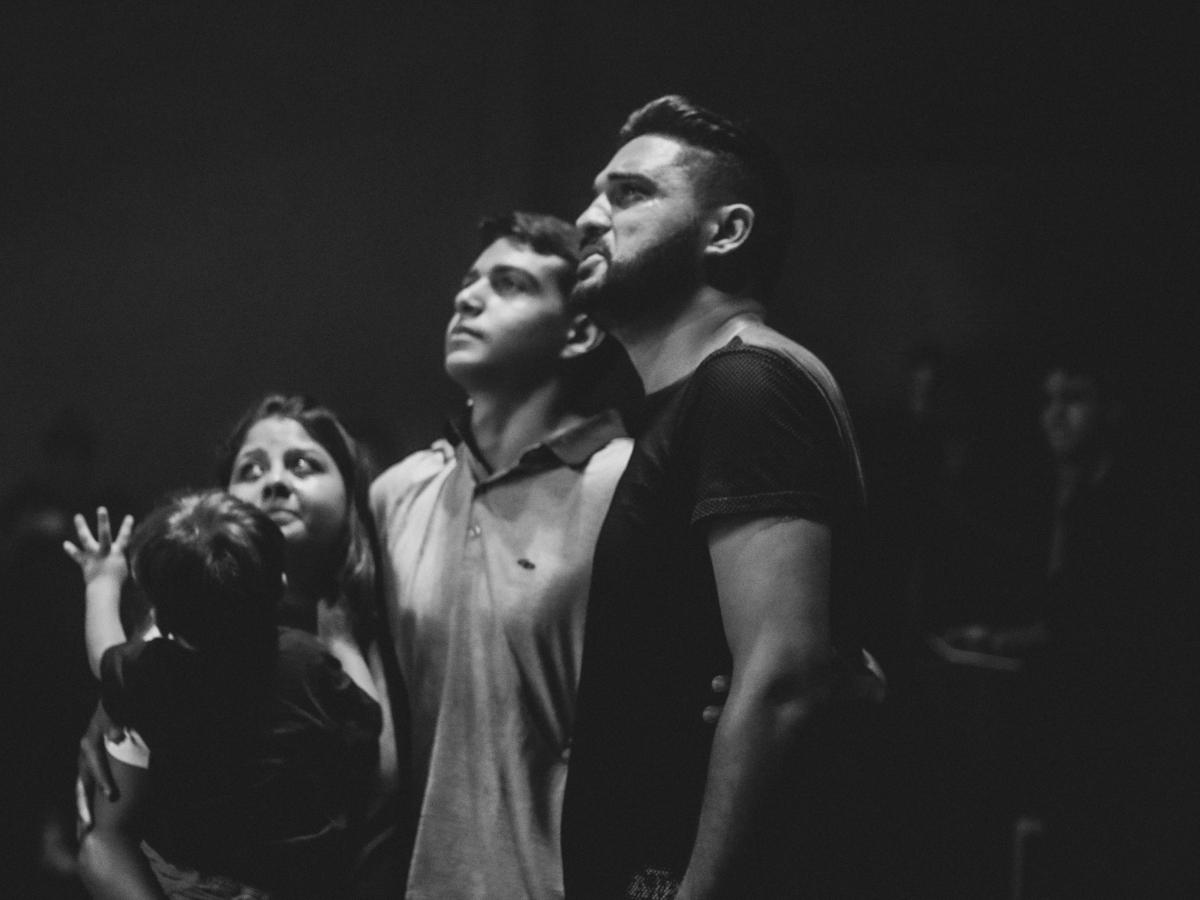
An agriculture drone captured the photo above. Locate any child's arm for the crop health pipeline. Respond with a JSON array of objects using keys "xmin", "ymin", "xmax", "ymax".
[
  {"xmin": 76, "ymin": 748, "xmax": 164, "ymax": 899},
  {"xmin": 63, "ymin": 507, "xmax": 135, "ymax": 678}
]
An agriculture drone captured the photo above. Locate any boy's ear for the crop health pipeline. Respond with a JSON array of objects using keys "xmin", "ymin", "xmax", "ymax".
[
  {"xmin": 560, "ymin": 313, "xmax": 605, "ymax": 360},
  {"xmin": 703, "ymin": 203, "xmax": 754, "ymax": 260}
]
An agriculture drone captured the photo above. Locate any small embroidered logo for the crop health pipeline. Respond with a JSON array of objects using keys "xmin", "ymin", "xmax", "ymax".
[{"xmin": 517, "ymin": 558, "xmax": 535, "ymax": 570}]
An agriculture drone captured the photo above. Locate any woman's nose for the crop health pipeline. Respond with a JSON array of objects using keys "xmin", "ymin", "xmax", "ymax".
[{"xmin": 262, "ymin": 475, "xmax": 292, "ymax": 500}]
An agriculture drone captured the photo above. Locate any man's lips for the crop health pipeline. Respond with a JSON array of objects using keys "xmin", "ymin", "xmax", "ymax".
[
  {"xmin": 576, "ymin": 249, "xmax": 609, "ymax": 280},
  {"xmin": 578, "ymin": 242, "xmax": 609, "ymax": 262}
]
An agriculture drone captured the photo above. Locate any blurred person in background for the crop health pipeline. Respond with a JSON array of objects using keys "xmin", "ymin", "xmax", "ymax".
[{"xmin": 944, "ymin": 344, "xmax": 1194, "ymax": 895}]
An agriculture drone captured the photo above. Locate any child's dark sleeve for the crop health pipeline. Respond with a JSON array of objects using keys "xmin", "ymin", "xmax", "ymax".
[{"xmin": 97, "ymin": 638, "xmax": 157, "ymax": 728}]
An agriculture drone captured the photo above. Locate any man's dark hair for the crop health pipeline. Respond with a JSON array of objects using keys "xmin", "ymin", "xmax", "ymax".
[
  {"xmin": 129, "ymin": 490, "xmax": 283, "ymax": 668},
  {"xmin": 618, "ymin": 94, "xmax": 794, "ymax": 297},
  {"xmin": 479, "ymin": 211, "xmax": 580, "ymax": 298}
]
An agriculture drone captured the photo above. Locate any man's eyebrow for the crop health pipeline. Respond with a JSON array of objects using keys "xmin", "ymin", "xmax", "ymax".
[
  {"xmin": 607, "ymin": 170, "xmax": 654, "ymax": 186},
  {"xmin": 593, "ymin": 169, "xmax": 654, "ymax": 192}
]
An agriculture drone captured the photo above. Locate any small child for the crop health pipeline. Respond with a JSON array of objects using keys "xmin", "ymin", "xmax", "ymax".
[{"xmin": 65, "ymin": 491, "xmax": 381, "ymax": 899}]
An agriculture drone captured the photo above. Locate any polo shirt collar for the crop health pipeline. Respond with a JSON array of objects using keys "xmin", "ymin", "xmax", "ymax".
[{"xmin": 444, "ymin": 406, "xmax": 626, "ymax": 485}]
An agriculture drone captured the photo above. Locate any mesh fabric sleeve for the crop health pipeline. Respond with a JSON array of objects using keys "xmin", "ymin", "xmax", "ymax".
[{"xmin": 679, "ymin": 345, "xmax": 846, "ymax": 526}]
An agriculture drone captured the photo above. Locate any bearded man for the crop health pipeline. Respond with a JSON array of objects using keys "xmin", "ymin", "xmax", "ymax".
[{"xmin": 561, "ymin": 96, "xmax": 884, "ymax": 899}]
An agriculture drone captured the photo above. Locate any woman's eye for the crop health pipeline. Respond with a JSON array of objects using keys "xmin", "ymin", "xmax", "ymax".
[
  {"xmin": 292, "ymin": 458, "xmax": 315, "ymax": 475},
  {"xmin": 235, "ymin": 461, "xmax": 263, "ymax": 482}
]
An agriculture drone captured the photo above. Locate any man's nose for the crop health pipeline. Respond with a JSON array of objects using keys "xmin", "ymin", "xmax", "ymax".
[{"xmin": 576, "ymin": 194, "xmax": 611, "ymax": 237}]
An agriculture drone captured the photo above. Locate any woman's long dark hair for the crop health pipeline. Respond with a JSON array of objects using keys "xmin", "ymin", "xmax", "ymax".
[{"xmin": 215, "ymin": 394, "xmax": 383, "ymax": 647}]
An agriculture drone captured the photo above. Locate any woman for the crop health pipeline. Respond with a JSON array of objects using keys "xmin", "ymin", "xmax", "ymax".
[
  {"xmin": 216, "ymin": 394, "xmax": 406, "ymax": 896},
  {"xmin": 77, "ymin": 394, "xmax": 406, "ymax": 898}
]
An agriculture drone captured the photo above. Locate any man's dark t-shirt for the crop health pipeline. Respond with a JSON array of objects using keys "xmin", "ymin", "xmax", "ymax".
[
  {"xmin": 562, "ymin": 330, "xmax": 869, "ymax": 898},
  {"xmin": 101, "ymin": 626, "xmax": 381, "ymax": 896}
]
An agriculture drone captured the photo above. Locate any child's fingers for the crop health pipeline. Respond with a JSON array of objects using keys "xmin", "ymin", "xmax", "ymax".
[
  {"xmin": 96, "ymin": 507, "xmax": 111, "ymax": 552},
  {"xmin": 112, "ymin": 515, "xmax": 135, "ymax": 551},
  {"xmin": 62, "ymin": 540, "xmax": 82, "ymax": 563},
  {"xmin": 72, "ymin": 513, "xmax": 98, "ymax": 550}
]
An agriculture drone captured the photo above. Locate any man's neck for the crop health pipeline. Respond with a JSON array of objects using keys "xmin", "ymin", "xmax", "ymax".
[
  {"xmin": 612, "ymin": 290, "xmax": 766, "ymax": 393},
  {"xmin": 466, "ymin": 380, "xmax": 582, "ymax": 473}
]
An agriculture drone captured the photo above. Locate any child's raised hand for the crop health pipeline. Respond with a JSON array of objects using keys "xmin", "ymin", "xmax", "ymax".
[{"xmin": 63, "ymin": 507, "xmax": 134, "ymax": 585}]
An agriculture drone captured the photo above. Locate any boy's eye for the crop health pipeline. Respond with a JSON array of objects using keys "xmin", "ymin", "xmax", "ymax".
[
  {"xmin": 291, "ymin": 457, "xmax": 316, "ymax": 475},
  {"xmin": 491, "ymin": 273, "xmax": 528, "ymax": 295}
]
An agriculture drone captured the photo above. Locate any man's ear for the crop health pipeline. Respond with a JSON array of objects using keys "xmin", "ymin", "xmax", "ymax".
[
  {"xmin": 704, "ymin": 203, "xmax": 754, "ymax": 260},
  {"xmin": 560, "ymin": 313, "xmax": 605, "ymax": 360}
]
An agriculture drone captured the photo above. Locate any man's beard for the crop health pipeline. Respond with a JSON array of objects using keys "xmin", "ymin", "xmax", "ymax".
[{"xmin": 572, "ymin": 222, "xmax": 701, "ymax": 332}]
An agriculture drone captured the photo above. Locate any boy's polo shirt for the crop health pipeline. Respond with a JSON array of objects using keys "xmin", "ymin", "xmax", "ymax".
[{"xmin": 371, "ymin": 409, "xmax": 631, "ymax": 900}]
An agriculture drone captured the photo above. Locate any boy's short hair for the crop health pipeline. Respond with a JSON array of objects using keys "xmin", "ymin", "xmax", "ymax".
[
  {"xmin": 129, "ymin": 490, "xmax": 283, "ymax": 660},
  {"xmin": 478, "ymin": 211, "xmax": 581, "ymax": 298}
]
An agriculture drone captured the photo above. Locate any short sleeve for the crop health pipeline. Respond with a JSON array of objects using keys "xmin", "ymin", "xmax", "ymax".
[
  {"xmin": 680, "ymin": 346, "xmax": 846, "ymax": 525},
  {"xmin": 98, "ymin": 638, "xmax": 157, "ymax": 729},
  {"xmin": 370, "ymin": 443, "xmax": 456, "ymax": 533}
]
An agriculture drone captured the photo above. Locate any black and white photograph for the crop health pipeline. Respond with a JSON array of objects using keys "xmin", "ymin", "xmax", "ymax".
[{"xmin": 3, "ymin": 3, "xmax": 1195, "ymax": 897}]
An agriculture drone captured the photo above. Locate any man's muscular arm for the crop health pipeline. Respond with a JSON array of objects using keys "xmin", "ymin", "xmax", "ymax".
[{"xmin": 676, "ymin": 513, "xmax": 835, "ymax": 900}]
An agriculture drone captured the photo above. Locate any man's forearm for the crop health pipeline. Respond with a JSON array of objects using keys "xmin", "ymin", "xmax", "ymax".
[{"xmin": 676, "ymin": 677, "xmax": 830, "ymax": 899}]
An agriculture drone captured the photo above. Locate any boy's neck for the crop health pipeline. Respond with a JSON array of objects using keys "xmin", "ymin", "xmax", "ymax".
[{"xmin": 467, "ymin": 379, "xmax": 582, "ymax": 473}]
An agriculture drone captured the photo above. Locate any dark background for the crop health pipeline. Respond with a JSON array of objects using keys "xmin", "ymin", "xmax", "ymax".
[
  {"xmin": 2, "ymin": 5, "xmax": 1197, "ymax": 896},
  {"xmin": 3, "ymin": 1, "xmax": 1195, "ymax": 508}
]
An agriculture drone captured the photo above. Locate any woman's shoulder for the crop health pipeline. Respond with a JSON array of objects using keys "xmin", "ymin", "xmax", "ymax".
[{"xmin": 275, "ymin": 625, "xmax": 338, "ymax": 669}]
